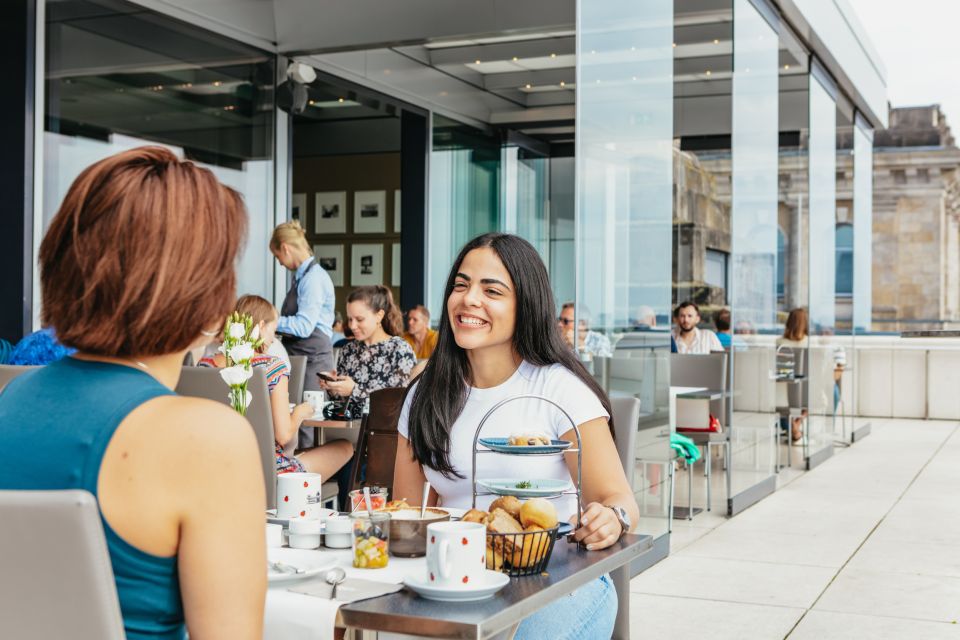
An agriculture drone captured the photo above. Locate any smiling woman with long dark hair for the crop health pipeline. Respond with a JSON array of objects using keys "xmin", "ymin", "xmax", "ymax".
[{"xmin": 393, "ymin": 233, "xmax": 639, "ymax": 640}]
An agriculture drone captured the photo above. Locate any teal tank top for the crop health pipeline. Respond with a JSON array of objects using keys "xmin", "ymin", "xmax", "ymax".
[{"xmin": 0, "ymin": 357, "xmax": 185, "ymax": 639}]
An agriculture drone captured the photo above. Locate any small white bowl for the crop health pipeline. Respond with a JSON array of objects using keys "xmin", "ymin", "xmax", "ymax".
[{"xmin": 324, "ymin": 515, "xmax": 352, "ymax": 549}]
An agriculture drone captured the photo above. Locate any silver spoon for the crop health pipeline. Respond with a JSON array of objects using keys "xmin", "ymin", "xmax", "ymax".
[
  {"xmin": 420, "ymin": 481, "xmax": 431, "ymax": 519},
  {"xmin": 325, "ymin": 567, "xmax": 347, "ymax": 600}
]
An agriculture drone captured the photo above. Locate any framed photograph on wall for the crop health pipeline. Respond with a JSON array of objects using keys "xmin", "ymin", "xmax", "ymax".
[
  {"xmin": 393, "ymin": 190, "xmax": 401, "ymax": 233},
  {"xmin": 353, "ymin": 190, "xmax": 386, "ymax": 234},
  {"xmin": 291, "ymin": 193, "xmax": 307, "ymax": 225},
  {"xmin": 313, "ymin": 244, "xmax": 344, "ymax": 287},
  {"xmin": 391, "ymin": 243, "xmax": 401, "ymax": 287},
  {"xmin": 351, "ymin": 243, "xmax": 383, "ymax": 286},
  {"xmin": 314, "ymin": 191, "xmax": 347, "ymax": 234}
]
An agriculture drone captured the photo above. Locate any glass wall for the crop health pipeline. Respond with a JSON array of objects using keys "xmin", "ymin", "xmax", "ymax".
[
  {"xmin": 852, "ymin": 116, "xmax": 874, "ymax": 334},
  {"xmin": 44, "ymin": 0, "xmax": 276, "ymax": 297},
  {"xmin": 577, "ymin": 0, "xmax": 674, "ymax": 538},
  {"xmin": 427, "ymin": 115, "xmax": 501, "ymax": 316},
  {"xmin": 728, "ymin": 0, "xmax": 778, "ymax": 502},
  {"xmin": 805, "ymin": 69, "xmax": 837, "ymax": 459}
]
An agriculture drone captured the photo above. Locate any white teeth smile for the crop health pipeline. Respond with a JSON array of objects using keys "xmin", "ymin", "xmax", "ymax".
[{"xmin": 460, "ymin": 315, "xmax": 488, "ymax": 327}]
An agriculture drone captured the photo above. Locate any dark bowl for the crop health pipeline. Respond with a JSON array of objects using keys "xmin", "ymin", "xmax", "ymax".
[{"xmin": 386, "ymin": 508, "xmax": 450, "ymax": 557}]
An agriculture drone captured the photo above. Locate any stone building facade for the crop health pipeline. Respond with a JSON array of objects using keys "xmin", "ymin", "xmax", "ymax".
[{"xmin": 870, "ymin": 106, "xmax": 960, "ymax": 331}]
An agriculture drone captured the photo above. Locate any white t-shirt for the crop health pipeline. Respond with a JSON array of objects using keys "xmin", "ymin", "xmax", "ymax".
[
  {"xmin": 673, "ymin": 327, "xmax": 724, "ymax": 354},
  {"xmin": 397, "ymin": 360, "xmax": 608, "ymax": 523}
]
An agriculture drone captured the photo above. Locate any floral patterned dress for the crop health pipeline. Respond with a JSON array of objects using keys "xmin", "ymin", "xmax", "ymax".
[
  {"xmin": 198, "ymin": 353, "xmax": 306, "ymax": 474},
  {"xmin": 336, "ymin": 336, "xmax": 416, "ymax": 399}
]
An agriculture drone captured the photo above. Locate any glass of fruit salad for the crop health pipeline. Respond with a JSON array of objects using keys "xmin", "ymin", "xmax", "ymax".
[{"xmin": 350, "ymin": 511, "xmax": 391, "ymax": 568}]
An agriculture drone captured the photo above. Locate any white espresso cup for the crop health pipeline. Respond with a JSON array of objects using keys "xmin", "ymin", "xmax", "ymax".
[
  {"xmin": 425, "ymin": 521, "xmax": 487, "ymax": 589},
  {"xmin": 302, "ymin": 390, "xmax": 325, "ymax": 413},
  {"xmin": 276, "ymin": 472, "xmax": 322, "ymax": 519}
]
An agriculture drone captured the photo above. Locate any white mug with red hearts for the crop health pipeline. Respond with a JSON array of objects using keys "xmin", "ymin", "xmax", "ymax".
[
  {"xmin": 276, "ymin": 472, "xmax": 322, "ymax": 519},
  {"xmin": 425, "ymin": 521, "xmax": 487, "ymax": 589}
]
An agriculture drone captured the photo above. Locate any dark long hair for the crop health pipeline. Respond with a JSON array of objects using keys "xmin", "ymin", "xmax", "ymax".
[
  {"xmin": 406, "ymin": 233, "xmax": 614, "ymax": 478},
  {"xmin": 347, "ymin": 285, "xmax": 404, "ymax": 336}
]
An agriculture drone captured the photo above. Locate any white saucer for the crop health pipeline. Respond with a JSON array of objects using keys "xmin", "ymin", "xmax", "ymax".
[
  {"xmin": 403, "ymin": 570, "xmax": 510, "ymax": 602},
  {"xmin": 266, "ymin": 508, "xmax": 337, "ymax": 528},
  {"xmin": 267, "ymin": 549, "xmax": 338, "ymax": 585}
]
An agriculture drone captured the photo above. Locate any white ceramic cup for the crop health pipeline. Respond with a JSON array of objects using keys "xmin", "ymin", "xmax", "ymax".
[
  {"xmin": 288, "ymin": 516, "xmax": 322, "ymax": 550},
  {"xmin": 302, "ymin": 390, "xmax": 325, "ymax": 413},
  {"xmin": 276, "ymin": 472, "xmax": 322, "ymax": 520},
  {"xmin": 425, "ymin": 521, "xmax": 487, "ymax": 589},
  {"xmin": 265, "ymin": 523, "xmax": 283, "ymax": 548},
  {"xmin": 324, "ymin": 515, "xmax": 352, "ymax": 549}
]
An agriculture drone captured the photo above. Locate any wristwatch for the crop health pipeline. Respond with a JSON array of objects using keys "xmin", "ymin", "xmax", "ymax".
[{"xmin": 607, "ymin": 505, "xmax": 631, "ymax": 537}]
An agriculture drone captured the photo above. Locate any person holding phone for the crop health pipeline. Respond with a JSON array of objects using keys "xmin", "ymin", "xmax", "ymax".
[{"xmin": 318, "ymin": 286, "xmax": 416, "ymax": 400}]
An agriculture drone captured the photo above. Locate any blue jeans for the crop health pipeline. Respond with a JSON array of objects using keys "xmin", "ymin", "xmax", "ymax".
[{"xmin": 514, "ymin": 575, "xmax": 617, "ymax": 640}]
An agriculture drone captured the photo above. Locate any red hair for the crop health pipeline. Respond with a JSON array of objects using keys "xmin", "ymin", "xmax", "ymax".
[{"xmin": 39, "ymin": 146, "xmax": 248, "ymax": 357}]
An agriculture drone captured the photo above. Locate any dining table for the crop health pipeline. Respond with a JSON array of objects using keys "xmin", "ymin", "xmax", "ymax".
[{"xmin": 265, "ymin": 530, "xmax": 653, "ymax": 640}]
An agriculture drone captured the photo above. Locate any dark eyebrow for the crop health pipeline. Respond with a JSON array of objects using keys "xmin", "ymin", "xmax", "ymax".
[{"xmin": 454, "ymin": 272, "xmax": 511, "ymax": 291}]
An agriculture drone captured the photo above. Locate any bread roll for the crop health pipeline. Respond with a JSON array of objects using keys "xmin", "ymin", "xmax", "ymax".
[
  {"xmin": 489, "ymin": 496, "xmax": 522, "ymax": 519},
  {"xmin": 461, "ymin": 509, "xmax": 489, "ymax": 524},
  {"xmin": 485, "ymin": 544, "xmax": 504, "ymax": 571},
  {"xmin": 519, "ymin": 498, "xmax": 558, "ymax": 529},
  {"xmin": 511, "ymin": 525, "xmax": 552, "ymax": 568},
  {"xmin": 486, "ymin": 508, "xmax": 524, "ymax": 535}
]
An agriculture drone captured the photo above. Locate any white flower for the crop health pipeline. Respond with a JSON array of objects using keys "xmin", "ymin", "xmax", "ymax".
[
  {"xmin": 228, "ymin": 343, "xmax": 255, "ymax": 363},
  {"xmin": 244, "ymin": 390, "xmax": 253, "ymax": 408},
  {"xmin": 220, "ymin": 365, "xmax": 253, "ymax": 386},
  {"xmin": 250, "ymin": 324, "xmax": 260, "ymax": 340},
  {"xmin": 228, "ymin": 322, "xmax": 246, "ymax": 340}
]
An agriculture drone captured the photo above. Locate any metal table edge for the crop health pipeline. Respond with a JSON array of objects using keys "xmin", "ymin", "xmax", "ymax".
[{"xmin": 339, "ymin": 534, "xmax": 654, "ymax": 639}]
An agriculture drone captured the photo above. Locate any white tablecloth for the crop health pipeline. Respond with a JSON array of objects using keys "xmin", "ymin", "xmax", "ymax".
[{"xmin": 264, "ymin": 547, "xmax": 427, "ymax": 640}]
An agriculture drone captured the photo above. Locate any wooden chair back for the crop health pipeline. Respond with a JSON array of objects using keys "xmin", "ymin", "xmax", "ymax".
[{"xmin": 349, "ymin": 387, "xmax": 407, "ymax": 494}]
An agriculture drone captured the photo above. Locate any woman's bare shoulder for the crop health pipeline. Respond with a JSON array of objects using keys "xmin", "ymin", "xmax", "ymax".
[{"xmin": 129, "ymin": 394, "xmax": 257, "ymax": 448}]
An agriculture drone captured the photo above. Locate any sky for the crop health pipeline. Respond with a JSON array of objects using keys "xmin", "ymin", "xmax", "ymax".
[{"xmin": 847, "ymin": 0, "xmax": 960, "ymax": 129}]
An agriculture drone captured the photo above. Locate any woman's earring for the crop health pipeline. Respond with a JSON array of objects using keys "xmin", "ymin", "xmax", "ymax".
[{"xmin": 200, "ymin": 328, "xmax": 219, "ymax": 337}]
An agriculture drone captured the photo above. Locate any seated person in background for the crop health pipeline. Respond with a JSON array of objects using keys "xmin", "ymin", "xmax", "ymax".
[
  {"xmin": 319, "ymin": 285, "xmax": 416, "ymax": 400},
  {"xmin": 778, "ymin": 307, "xmax": 809, "ymax": 444},
  {"xmin": 558, "ymin": 302, "xmax": 612, "ymax": 358},
  {"xmin": 7, "ymin": 327, "xmax": 76, "ymax": 365},
  {"xmin": 0, "ymin": 147, "xmax": 265, "ymax": 638},
  {"xmin": 201, "ymin": 295, "xmax": 353, "ymax": 478},
  {"xmin": 672, "ymin": 301, "xmax": 723, "ymax": 354},
  {"xmin": 714, "ymin": 308, "xmax": 733, "ymax": 349},
  {"xmin": 331, "ymin": 311, "xmax": 346, "ymax": 346},
  {"xmin": 632, "ymin": 304, "xmax": 658, "ymax": 330},
  {"xmin": 402, "ymin": 304, "xmax": 438, "ymax": 360}
]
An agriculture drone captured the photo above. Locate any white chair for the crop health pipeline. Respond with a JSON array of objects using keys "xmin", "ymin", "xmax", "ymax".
[
  {"xmin": 176, "ymin": 367, "xmax": 277, "ymax": 509},
  {"xmin": 0, "ymin": 364, "xmax": 35, "ymax": 392},
  {"xmin": 0, "ymin": 490, "xmax": 125, "ymax": 639},
  {"xmin": 609, "ymin": 396, "xmax": 640, "ymax": 640}
]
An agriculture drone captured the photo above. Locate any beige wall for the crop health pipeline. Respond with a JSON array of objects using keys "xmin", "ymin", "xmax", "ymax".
[{"xmin": 293, "ymin": 153, "xmax": 402, "ymax": 321}]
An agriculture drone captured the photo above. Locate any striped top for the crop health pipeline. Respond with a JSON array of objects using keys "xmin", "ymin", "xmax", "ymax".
[{"xmin": 199, "ymin": 353, "xmax": 289, "ymax": 392}]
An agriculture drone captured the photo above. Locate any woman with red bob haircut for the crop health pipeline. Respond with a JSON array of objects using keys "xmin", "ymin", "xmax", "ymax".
[{"xmin": 0, "ymin": 147, "xmax": 266, "ymax": 639}]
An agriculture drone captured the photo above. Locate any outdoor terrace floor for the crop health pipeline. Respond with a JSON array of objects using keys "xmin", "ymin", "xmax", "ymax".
[{"xmin": 630, "ymin": 417, "xmax": 960, "ymax": 639}]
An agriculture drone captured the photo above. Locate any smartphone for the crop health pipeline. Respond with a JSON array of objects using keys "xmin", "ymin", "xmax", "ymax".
[{"xmin": 317, "ymin": 371, "xmax": 339, "ymax": 382}]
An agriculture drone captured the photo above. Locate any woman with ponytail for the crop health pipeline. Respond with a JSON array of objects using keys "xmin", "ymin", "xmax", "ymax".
[{"xmin": 318, "ymin": 285, "xmax": 416, "ymax": 400}]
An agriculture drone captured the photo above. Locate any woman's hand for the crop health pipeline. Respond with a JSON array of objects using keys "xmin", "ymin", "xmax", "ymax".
[
  {"xmin": 291, "ymin": 402, "xmax": 314, "ymax": 422},
  {"xmin": 323, "ymin": 375, "xmax": 356, "ymax": 398},
  {"xmin": 571, "ymin": 502, "xmax": 624, "ymax": 551}
]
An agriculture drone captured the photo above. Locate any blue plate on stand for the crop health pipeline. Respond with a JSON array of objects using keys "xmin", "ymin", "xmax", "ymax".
[{"xmin": 478, "ymin": 437, "xmax": 572, "ymax": 454}]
